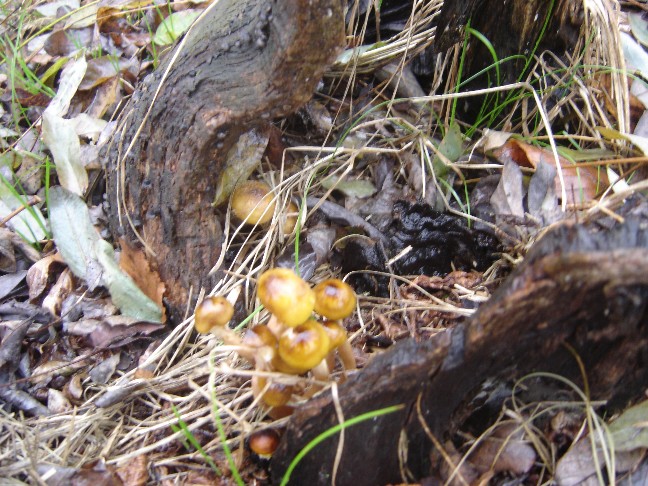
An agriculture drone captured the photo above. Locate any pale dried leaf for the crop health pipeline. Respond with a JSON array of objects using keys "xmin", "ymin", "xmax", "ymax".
[
  {"xmin": 44, "ymin": 57, "xmax": 87, "ymax": 118},
  {"xmin": 71, "ymin": 114, "xmax": 108, "ymax": 141},
  {"xmin": 481, "ymin": 129, "xmax": 513, "ymax": 152},
  {"xmin": 47, "ymin": 388, "xmax": 72, "ymax": 413},
  {"xmin": 89, "ymin": 352, "xmax": 121, "ymax": 384},
  {"xmin": 64, "ymin": 3, "xmax": 99, "ymax": 28},
  {"xmin": 35, "ymin": 0, "xmax": 80, "ymax": 17},
  {"xmin": 42, "ymin": 268, "xmax": 73, "ymax": 317},
  {"xmin": 490, "ymin": 160, "xmax": 525, "ymax": 219},
  {"xmin": 27, "ymin": 253, "xmax": 65, "ymax": 301},
  {"xmin": 41, "ymin": 113, "xmax": 89, "ymax": 195}
]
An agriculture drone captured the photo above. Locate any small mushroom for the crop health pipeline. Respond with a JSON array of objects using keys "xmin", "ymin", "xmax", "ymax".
[
  {"xmin": 313, "ymin": 278, "xmax": 357, "ymax": 320},
  {"xmin": 194, "ymin": 296, "xmax": 235, "ymax": 334},
  {"xmin": 193, "ymin": 296, "xmax": 245, "ymax": 348},
  {"xmin": 277, "ymin": 318, "xmax": 330, "ymax": 373},
  {"xmin": 321, "ymin": 320, "xmax": 356, "ymax": 370},
  {"xmin": 248, "ymin": 429, "xmax": 281, "ymax": 459},
  {"xmin": 231, "ymin": 180, "xmax": 276, "ymax": 225},
  {"xmin": 257, "ymin": 268, "xmax": 315, "ymax": 327}
]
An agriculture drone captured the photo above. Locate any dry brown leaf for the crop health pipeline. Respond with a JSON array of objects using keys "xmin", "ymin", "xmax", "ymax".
[
  {"xmin": 86, "ymin": 77, "xmax": 120, "ymax": 119},
  {"xmin": 26, "ymin": 253, "xmax": 65, "ymax": 301},
  {"xmin": 66, "ymin": 315, "xmax": 164, "ymax": 348},
  {"xmin": 118, "ymin": 238, "xmax": 166, "ymax": 323},
  {"xmin": 492, "ymin": 139, "xmax": 607, "ymax": 205},
  {"xmin": 469, "ymin": 423, "xmax": 536, "ymax": 475},
  {"xmin": 115, "ymin": 455, "xmax": 149, "ymax": 486},
  {"xmin": 42, "ymin": 268, "xmax": 74, "ymax": 316},
  {"xmin": 44, "ymin": 27, "xmax": 94, "ymax": 56}
]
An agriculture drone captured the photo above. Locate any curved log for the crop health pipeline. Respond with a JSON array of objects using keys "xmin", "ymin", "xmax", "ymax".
[
  {"xmin": 104, "ymin": 0, "xmax": 344, "ymax": 321},
  {"xmin": 271, "ymin": 210, "xmax": 648, "ymax": 485}
]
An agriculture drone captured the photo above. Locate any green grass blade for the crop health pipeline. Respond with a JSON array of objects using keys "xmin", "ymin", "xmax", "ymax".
[
  {"xmin": 280, "ymin": 404, "xmax": 404, "ymax": 486},
  {"xmin": 171, "ymin": 405, "xmax": 222, "ymax": 476}
]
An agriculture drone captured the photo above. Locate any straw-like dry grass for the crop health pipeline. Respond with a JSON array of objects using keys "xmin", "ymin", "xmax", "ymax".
[{"xmin": 0, "ymin": 0, "xmax": 641, "ymax": 483}]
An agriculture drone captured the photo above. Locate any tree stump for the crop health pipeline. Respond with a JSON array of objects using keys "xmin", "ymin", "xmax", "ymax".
[{"xmin": 103, "ymin": 0, "xmax": 344, "ymax": 322}]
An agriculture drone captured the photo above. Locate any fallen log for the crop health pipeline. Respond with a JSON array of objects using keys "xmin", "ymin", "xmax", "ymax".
[{"xmin": 271, "ymin": 202, "xmax": 648, "ymax": 485}]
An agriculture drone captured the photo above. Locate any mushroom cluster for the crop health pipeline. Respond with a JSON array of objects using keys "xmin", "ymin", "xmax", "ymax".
[{"xmin": 194, "ymin": 268, "xmax": 357, "ymax": 416}]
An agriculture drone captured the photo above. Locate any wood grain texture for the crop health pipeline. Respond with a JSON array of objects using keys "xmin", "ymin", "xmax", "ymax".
[{"xmin": 104, "ymin": 0, "xmax": 344, "ymax": 322}]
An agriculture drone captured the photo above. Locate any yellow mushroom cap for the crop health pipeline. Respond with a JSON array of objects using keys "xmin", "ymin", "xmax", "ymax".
[
  {"xmin": 278, "ymin": 319, "xmax": 330, "ymax": 373},
  {"xmin": 321, "ymin": 320, "xmax": 348, "ymax": 352},
  {"xmin": 313, "ymin": 279, "xmax": 357, "ymax": 320},
  {"xmin": 257, "ymin": 268, "xmax": 315, "ymax": 327},
  {"xmin": 231, "ymin": 181, "xmax": 276, "ymax": 225},
  {"xmin": 242, "ymin": 324, "xmax": 278, "ymax": 348},
  {"xmin": 194, "ymin": 296, "xmax": 234, "ymax": 333}
]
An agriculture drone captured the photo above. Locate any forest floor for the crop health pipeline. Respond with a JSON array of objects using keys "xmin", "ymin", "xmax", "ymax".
[{"xmin": 1, "ymin": 0, "xmax": 648, "ymax": 484}]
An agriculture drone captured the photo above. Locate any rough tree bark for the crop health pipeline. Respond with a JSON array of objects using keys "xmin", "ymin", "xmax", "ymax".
[
  {"xmin": 103, "ymin": 0, "xmax": 344, "ymax": 322},
  {"xmin": 271, "ymin": 207, "xmax": 648, "ymax": 485}
]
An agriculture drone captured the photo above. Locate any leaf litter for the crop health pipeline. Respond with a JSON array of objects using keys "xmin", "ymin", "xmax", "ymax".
[{"xmin": 0, "ymin": 0, "xmax": 647, "ymax": 484}]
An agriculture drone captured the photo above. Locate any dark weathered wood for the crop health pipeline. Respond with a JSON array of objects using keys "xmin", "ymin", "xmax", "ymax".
[
  {"xmin": 104, "ymin": 1, "xmax": 344, "ymax": 322},
  {"xmin": 435, "ymin": 0, "xmax": 582, "ymax": 74},
  {"xmin": 429, "ymin": 0, "xmax": 583, "ymax": 120},
  {"xmin": 271, "ymin": 210, "xmax": 648, "ymax": 485}
]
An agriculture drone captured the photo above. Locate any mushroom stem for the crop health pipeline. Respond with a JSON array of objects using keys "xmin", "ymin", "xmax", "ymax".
[
  {"xmin": 311, "ymin": 358, "xmax": 330, "ymax": 382},
  {"xmin": 267, "ymin": 314, "xmax": 286, "ymax": 339},
  {"xmin": 337, "ymin": 339, "xmax": 357, "ymax": 370},
  {"xmin": 211, "ymin": 327, "xmax": 243, "ymax": 347}
]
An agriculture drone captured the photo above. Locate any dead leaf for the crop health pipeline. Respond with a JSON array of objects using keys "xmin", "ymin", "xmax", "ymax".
[
  {"xmin": 212, "ymin": 127, "xmax": 270, "ymax": 206},
  {"xmin": 469, "ymin": 423, "xmax": 536, "ymax": 475},
  {"xmin": 27, "ymin": 253, "xmax": 65, "ymax": 301},
  {"xmin": 79, "ymin": 56, "xmax": 137, "ymax": 91},
  {"xmin": 0, "ymin": 228, "xmax": 16, "ymax": 272},
  {"xmin": 89, "ymin": 352, "xmax": 121, "ymax": 384},
  {"xmin": 491, "ymin": 139, "xmax": 605, "ymax": 204},
  {"xmin": 491, "ymin": 160, "xmax": 525, "ymax": 219},
  {"xmin": 118, "ymin": 239, "xmax": 166, "ymax": 323},
  {"xmin": 0, "ymin": 270, "xmax": 27, "ymax": 301},
  {"xmin": 65, "ymin": 315, "xmax": 164, "ymax": 348},
  {"xmin": 64, "ymin": 373, "xmax": 84, "ymax": 401},
  {"xmin": 42, "ymin": 268, "xmax": 74, "ymax": 317},
  {"xmin": 44, "ymin": 27, "xmax": 94, "ymax": 57},
  {"xmin": 47, "ymin": 388, "xmax": 72, "ymax": 413},
  {"xmin": 37, "ymin": 459, "xmax": 123, "ymax": 486},
  {"xmin": 115, "ymin": 455, "xmax": 149, "ymax": 486},
  {"xmin": 86, "ymin": 77, "xmax": 120, "ymax": 119}
]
